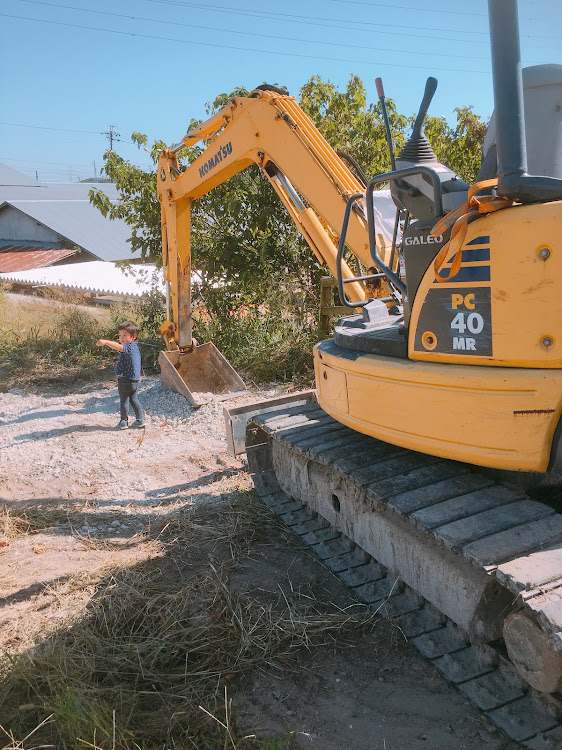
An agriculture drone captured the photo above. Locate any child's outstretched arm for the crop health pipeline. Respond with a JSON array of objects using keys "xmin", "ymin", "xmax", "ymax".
[{"xmin": 96, "ymin": 339, "xmax": 124, "ymax": 352}]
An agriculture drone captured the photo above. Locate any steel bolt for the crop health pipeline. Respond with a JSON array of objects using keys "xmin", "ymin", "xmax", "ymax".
[
  {"xmin": 538, "ymin": 247, "xmax": 551, "ymax": 260},
  {"xmin": 542, "ymin": 337, "xmax": 554, "ymax": 349}
]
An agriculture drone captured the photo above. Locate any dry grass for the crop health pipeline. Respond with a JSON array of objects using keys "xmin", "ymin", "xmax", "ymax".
[
  {"xmin": 0, "ymin": 289, "xmax": 164, "ymax": 390},
  {"xmin": 0, "ymin": 502, "xmax": 124, "ymax": 542},
  {"xmin": 0, "ymin": 303, "xmax": 115, "ymax": 390},
  {"xmin": 0, "ymin": 291, "xmax": 110, "ymax": 340},
  {"xmin": 0, "ymin": 495, "xmax": 377, "ymax": 750},
  {"xmin": 1, "ymin": 501, "xmax": 126, "ymax": 535},
  {"xmin": 0, "ymin": 507, "xmax": 34, "ymax": 540}
]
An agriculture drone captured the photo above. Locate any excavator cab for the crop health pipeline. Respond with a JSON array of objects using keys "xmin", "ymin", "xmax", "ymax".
[{"xmin": 157, "ymin": 0, "xmax": 562, "ymax": 473}]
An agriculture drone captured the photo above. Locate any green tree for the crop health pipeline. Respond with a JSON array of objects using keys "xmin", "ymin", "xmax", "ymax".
[
  {"xmin": 299, "ymin": 74, "xmax": 408, "ymax": 179},
  {"xmin": 421, "ymin": 106, "xmax": 488, "ymax": 184},
  {"xmin": 89, "ymin": 132, "xmax": 165, "ymax": 263}
]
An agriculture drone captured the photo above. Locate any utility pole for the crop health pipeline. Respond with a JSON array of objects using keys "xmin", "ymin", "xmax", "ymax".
[
  {"xmin": 35, "ymin": 170, "xmax": 38, "ymax": 182},
  {"xmin": 93, "ymin": 160, "xmax": 97, "ymax": 178},
  {"xmin": 101, "ymin": 125, "xmax": 120, "ymax": 151}
]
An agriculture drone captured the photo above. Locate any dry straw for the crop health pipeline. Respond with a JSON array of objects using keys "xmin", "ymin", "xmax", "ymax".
[{"xmin": 0, "ymin": 495, "xmax": 377, "ymax": 749}]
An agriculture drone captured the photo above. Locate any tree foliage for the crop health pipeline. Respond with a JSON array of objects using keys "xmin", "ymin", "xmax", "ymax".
[
  {"xmin": 299, "ymin": 73, "xmax": 408, "ymax": 178},
  {"xmin": 89, "ymin": 133, "xmax": 165, "ymax": 263},
  {"xmin": 423, "ymin": 106, "xmax": 488, "ymax": 185}
]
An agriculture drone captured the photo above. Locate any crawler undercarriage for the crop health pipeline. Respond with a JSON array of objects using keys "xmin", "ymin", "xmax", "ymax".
[{"xmin": 239, "ymin": 398, "xmax": 562, "ymax": 747}]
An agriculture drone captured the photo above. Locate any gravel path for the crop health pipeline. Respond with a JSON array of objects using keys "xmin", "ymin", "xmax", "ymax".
[
  {"xmin": 0, "ymin": 378, "xmax": 279, "ymax": 523},
  {"xmin": 0, "ymin": 378, "xmax": 279, "ymax": 639}
]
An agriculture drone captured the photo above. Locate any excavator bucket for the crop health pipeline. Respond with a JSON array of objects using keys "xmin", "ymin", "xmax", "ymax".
[{"xmin": 158, "ymin": 343, "xmax": 247, "ymax": 407}]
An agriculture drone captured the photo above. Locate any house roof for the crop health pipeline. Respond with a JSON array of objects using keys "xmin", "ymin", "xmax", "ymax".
[
  {"xmin": 1, "ymin": 261, "xmax": 164, "ymax": 298},
  {"xmin": 0, "ymin": 162, "xmax": 141, "ymax": 262},
  {"xmin": 0, "ymin": 199, "xmax": 140, "ymax": 262},
  {"xmin": 0, "ymin": 245, "xmax": 78, "ymax": 272},
  {"xmin": 0, "ymin": 163, "xmax": 38, "ymax": 186},
  {"xmin": 0, "ymin": 181, "xmax": 120, "ymax": 203}
]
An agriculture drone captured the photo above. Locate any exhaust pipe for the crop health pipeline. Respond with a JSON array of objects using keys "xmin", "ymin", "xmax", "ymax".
[{"xmin": 488, "ymin": 0, "xmax": 562, "ymax": 202}]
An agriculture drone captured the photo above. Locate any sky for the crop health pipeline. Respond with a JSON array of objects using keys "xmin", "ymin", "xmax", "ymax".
[{"xmin": 1, "ymin": 0, "xmax": 560, "ymax": 182}]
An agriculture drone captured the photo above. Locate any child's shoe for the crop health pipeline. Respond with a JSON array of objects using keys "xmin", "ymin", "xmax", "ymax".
[
  {"xmin": 132, "ymin": 419, "xmax": 146, "ymax": 429},
  {"xmin": 117, "ymin": 419, "xmax": 129, "ymax": 430}
]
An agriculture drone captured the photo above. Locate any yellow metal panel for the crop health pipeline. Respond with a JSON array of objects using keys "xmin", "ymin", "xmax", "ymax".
[
  {"xmin": 314, "ymin": 345, "xmax": 562, "ymax": 472},
  {"xmin": 409, "ymin": 201, "xmax": 562, "ymax": 367},
  {"xmin": 317, "ymin": 363, "xmax": 349, "ymax": 415},
  {"xmin": 158, "ymin": 95, "xmax": 374, "ymax": 269}
]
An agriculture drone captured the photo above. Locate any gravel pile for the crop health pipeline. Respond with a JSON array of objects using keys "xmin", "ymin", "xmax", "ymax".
[
  {"xmin": 0, "ymin": 379, "xmax": 280, "ymax": 438},
  {"xmin": 0, "ymin": 378, "xmax": 282, "ymax": 513}
]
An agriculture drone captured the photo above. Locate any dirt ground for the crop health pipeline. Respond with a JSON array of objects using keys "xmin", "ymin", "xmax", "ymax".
[{"xmin": 0, "ymin": 380, "xmax": 519, "ymax": 749}]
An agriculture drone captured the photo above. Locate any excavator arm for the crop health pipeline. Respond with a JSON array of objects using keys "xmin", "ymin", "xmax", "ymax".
[{"xmin": 156, "ymin": 88, "xmax": 393, "ymax": 349}]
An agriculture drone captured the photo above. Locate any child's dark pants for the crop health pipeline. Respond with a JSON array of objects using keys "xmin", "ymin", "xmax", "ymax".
[{"xmin": 118, "ymin": 378, "xmax": 143, "ymax": 422}]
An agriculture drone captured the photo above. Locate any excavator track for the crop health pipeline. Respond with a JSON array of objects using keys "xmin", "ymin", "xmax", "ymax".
[{"xmin": 244, "ymin": 401, "xmax": 562, "ymax": 748}]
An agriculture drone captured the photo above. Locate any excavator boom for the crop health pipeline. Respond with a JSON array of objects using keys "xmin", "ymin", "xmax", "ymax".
[{"xmin": 157, "ymin": 87, "xmax": 400, "ymax": 352}]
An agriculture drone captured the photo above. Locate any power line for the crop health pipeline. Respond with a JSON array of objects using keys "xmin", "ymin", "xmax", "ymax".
[
  {"xmin": 16, "ymin": 0, "xmax": 498, "ymax": 57},
  {"xmin": 324, "ymin": 0, "xmax": 486, "ymax": 15},
  {"xmin": 138, "ymin": 0, "xmax": 562, "ymax": 42},
  {"xmin": 12, "ymin": 0, "xmax": 560, "ymax": 60},
  {"xmin": 18, "ymin": 0, "xmax": 495, "ymax": 45},
  {"xmin": 0, "ymin": 12, "xmax": 494, "ymax": 73},
  {"xmin": 0, "ymin": 120, "xmax": 100, "ymax": 134},
  {"xmin": 0, "ymin": 120, "xmax": 134, "ymax": 145}
]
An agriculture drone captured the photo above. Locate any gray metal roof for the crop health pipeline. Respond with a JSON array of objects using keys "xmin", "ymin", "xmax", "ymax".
[
  {"xmin": 0, "ymin": 162, "xmax": 121, "ymax": 199},
  {"xmin": 0, "ymin": 162, "xmax": 38, "ymax": 186},
  {"xmin": 0, "ymin": 199, "xmax": 140, "ymax": 262},
  {"xmin": 0, "ymin": 163, "xmax": 143, "ymax": 261},
  {"xmin": 0, "ymin": 180, "xmax": 120, "ymax": 203}
]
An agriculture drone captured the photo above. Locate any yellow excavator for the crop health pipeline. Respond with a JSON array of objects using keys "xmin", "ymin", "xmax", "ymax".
[
  {"xmin": 157, "ymin": 0, "xmax": 562, "ymax": 724},
  {"xmin": 158, "ymin": 10, "xmax": 562, "ymax": 475}
]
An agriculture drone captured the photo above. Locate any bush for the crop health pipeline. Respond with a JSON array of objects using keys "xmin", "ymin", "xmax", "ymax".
[
  {"xmin": 0, "ymin": 298, "xmax": 163, "ymax": 391},
  {"xmin": 193, "ymin": 281, "xmax": 320, "ymax": 386}
]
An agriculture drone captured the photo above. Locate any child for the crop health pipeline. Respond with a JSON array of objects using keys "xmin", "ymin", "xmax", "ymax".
[{"xmin": 96, "ymin": 321, "xmax": 146, "ymax": 430}]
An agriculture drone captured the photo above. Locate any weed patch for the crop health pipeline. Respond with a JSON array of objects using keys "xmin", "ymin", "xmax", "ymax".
[
  {"xmin": 0, "ymin": 296, "xmax": 163, "ymax": 391},
  {"xmin": 193, "ymin": 285, "xmax": 321, "ymax": 387},
  {"xmin": 0, "ymin": 284, "xmax": 320, "ymax": 391}
]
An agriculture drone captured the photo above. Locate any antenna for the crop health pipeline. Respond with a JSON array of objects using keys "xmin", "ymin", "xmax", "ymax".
[{"xmin": 375, "ymin": 77, "xmax": 396, "ymax": 171}]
